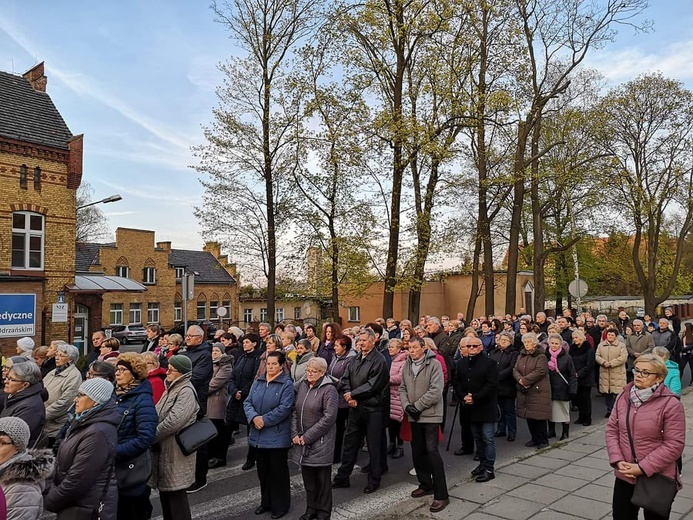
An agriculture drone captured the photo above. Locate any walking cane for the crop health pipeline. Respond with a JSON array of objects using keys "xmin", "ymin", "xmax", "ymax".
[{"xmin": 446, "ymin": 401, "xmax": 459, "ymax": 451}]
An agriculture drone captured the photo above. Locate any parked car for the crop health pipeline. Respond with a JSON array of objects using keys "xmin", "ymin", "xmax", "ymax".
[
  {"xmin": 110, "ymin": 324, "xmax": 148, "ymax": 344},
  {"xmin": 167, "ymin": 320, "xmax": 217, "ymax": 340}
]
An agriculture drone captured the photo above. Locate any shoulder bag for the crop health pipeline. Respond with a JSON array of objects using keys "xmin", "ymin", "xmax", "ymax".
[
  {"xmin": 625, "ymin": 399, "xmax": 679, "ymax": 517},
  {"xmin": 174, "ymin": 387, "xmax": 218, "ymax": 456},
  {"xmin": 115, "ymin": 398, "xmax": 152, "ymax": 490},
  {"xmin": 92, "ymin": 463, "xmax": 114, "ymax": 520}
]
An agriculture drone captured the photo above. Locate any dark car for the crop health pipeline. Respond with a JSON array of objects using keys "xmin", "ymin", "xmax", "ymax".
[
  {"xmin": 167, "ymin": 320, "xmax": 217, "ymax": 340},
  {"xmin": 110, "ymin": 324, "xmax": 148, "ymax": 344}
]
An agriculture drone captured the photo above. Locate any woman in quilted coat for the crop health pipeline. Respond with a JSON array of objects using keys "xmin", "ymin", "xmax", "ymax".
[
  {"xmin": 387, "ymin": 338, "xmax": 408, "ymax": 459},
  {"xmin": 596, "ymin": 328, "xmax": 628, "ymax": 418}
]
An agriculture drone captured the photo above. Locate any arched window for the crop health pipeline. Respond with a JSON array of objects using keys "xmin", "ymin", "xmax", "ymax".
[{"xmin": 115, "ymin": 257, "xmax": 129, "ymax": 278}]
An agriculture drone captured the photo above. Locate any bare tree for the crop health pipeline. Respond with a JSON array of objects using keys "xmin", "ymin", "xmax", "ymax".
[{"xmin": 76, "ymin": 183, "xmax": 111, "ymax": 243}]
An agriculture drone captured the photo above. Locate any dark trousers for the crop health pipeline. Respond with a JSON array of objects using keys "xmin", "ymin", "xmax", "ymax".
[
  {"xmin": 679, "ymin": 353, "xmax": 693, "ymax": 381},
  {"xmin": 388, "ymin": 419, "xmax": 402, "ymax": 445},
  {"xmin": 605, "ymin": 393, "xmax": 616, "ymax": 413},
  {"xmin": 209, "ymin": 418, "xmax": 232, "ymax": 462},
  {"xmin": 160, "ymin": 490, "xmax": 191, "ymax": 520},
  {"xmin": 410, "ymin": 422, "xmax": 448, "ymax": 501},
  {"xmin": 612, "ymin": 477, "xmax": 670, "ymax": 520},
  {"xmin": 118, "ymin": 488, "xmax": 152, "ymax": 520},
  {"xmin": 526, "ymin": 418, "xmax": 548, "ymax": 446},
  {"xmin": 195, "ymin": 442, "xmax": 209, "ymax": 485},
  {"xmin": 335, "ymin": 407, "xmax": 385, "ymax": 485},
  {"xmin": 333, "ymin": 407, "xmax": 349, "ymax": 463},
  {"xmin": 496, "ymin": 396, "xmax": 517, "ymax": 436},
  {"xmin": 246, "ymin": 425, "xmax": 257, "ymax": 464},
  {"xmin": 301, "ymin": 465, "xmax": 332, "ymax": 519},
  {"xmin": 458, "ymin": 405, "xmax": 475, "ymax": 453},
  {"xmin": 256, "ymin": 448, "xmax": 291, "ymax": 514},
  {"xmin": 576, "ymin": 386, "xmax": 592, "ymax": 422},
  {"xmin": 441, "ymin": 385, "xmax": 448, "ymax": 433}
]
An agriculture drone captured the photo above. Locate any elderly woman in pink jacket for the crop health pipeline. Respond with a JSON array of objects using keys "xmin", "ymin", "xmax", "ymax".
[
  {"xmin": 605, "ymin": 353, "xmax": 685, "ymax": 520},
  {"xmin": 387, "ymin": 339, "xmax": 408, "ymax": 459}
]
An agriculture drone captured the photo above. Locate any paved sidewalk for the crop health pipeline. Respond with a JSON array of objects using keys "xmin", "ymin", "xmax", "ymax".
[{"xmin": 383, "ymin": 389, "xmax": 693, "ymax": 520}]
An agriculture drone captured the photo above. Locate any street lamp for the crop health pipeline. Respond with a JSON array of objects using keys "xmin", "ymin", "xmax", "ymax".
[{"xmin": 77, "ymin": 194, "xmax": 123, "ymax": 210}]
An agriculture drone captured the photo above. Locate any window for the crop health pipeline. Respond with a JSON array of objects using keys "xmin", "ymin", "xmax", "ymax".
[
  {"xmin": 115, "ymin": 266, "xmax": 129, "ymax": 278},
  {"xmin": 210, "ymin": 301, "xmax": 219, "ymax": 318},
  {"xmin": 19, "ymin": 164, "xmax": 27, "ymax": 189},
  {"xmin": 11, "ymin": 212, "xmax": 44, "ymax": 269},
  {"xmin": 222, "ymin": 300, "xmax": 231, "ymax": 319},
  {"xmin": 33, "ymin": 166, "xmax": 41, "ymax": 190},
  {"xmin": 147, "ymin": 303, "xmax": 159, "ymax": 324},
  {"xmin": 143, "ymin": 267, "xmax": 156, "ymax": 285},
  {"xmin": 110, "ymin": 303, "xmax": 124, "ymax": 325},
  {"xmin": 174, "ymin": 302, "xmax": 182, "ymax": 322},
  {"xmin": 294, "ymin": 306, "xmax": 301, "ymax": 320},
  {"xmin": 175, "ymin": 267, "xmax": 185, "ymax": 279},
  {"xmin": 348, "ymin": 306, "xmax": 360, "ymax": 322},
  {"xmin": 197, "ymin": 301, "xmax": 206, "ymax": 320},
  {"xmin": 129, "ymin": 303, "xmax": 142, "ymax": 324},
  {"xmin": 244, "ymin": 309, "xmax": 253, "ymax": 323},
  {"xmin": 275, "ymin": 307, "xmax": 284, "ymax": 322},
  {"xmin": 260, "ymin": 308, "xmax": 268, "ymax": 322}
]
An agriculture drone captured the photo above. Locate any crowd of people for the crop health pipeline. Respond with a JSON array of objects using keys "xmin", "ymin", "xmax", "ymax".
[{"xmin": 0, "ymin": 307, "xmax": 686, "ymax": 520}]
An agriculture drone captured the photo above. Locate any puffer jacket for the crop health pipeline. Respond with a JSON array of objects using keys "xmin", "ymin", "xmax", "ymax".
[
  {"xmin": 513, "ymin": 347, "xmax": 551, "ymax": 421},
  {"xmin": 389, "ymin": 350, "xmax": 407, "ymax": 421},
  {"xmin": 291, "ymin": 351, "xmax": 314, "ymax": 390},
  {"xmin": 570, "ymin": 341, "xmax": 595, "ymax": 387},
  {"xmin": 0, "ymin": 384, "xmax": 46, "ymax": 448},
  {"xmin": 45, "ymin": 399, "xmax": 119, "ymax": 520},
  {"xmin": 244, "ymin": 371, "xmax": 295, "ymax": 449},
  {"xmin": 150, "ymin": 373, "xmax": 199, "ymax": 492},
  {"xmin": 664, "ymin": 359, "xmax": 682, "ymax": 395},
  {"xmin": 545, "ymin": 348, "xmax": 578, "ymax": 402},
  {"xmin": 596, "ymin": 340, "xmax": 628, "ymax": 394},
  {"xmin": 208, "ymin": 355, "xmax": 233, "ymax": 420},
  {"xmin": 400, "ymin": 349, "xmax": 444, "ymax": 423},
  {"xmin": 0, "ymin": 449, "xmax": 53, "ymax": 520},
  {"xmin": 226, "ymin": 348, "xmax": 261, "ymax": 425},
  {"xmin": 341, "ymin": 349, "xmax": 390, "ymax": 413},
  {"xmin": 43, "ymin": 364, "xmax": 82, "ymax": 438},
  {"xmin": 291, "ymin": 375, "xmax": 338, "ymax": 466},
  {"xmin": 328, "ymin": 349, "xmax": 357, "ymax": 409},
  {"xmin": 489, "ymin": 347, "xmax": 518, "ymax": 399},
  {"xmin": 606, "ymin": 383, "xmax": 685, "ymax": 485}
]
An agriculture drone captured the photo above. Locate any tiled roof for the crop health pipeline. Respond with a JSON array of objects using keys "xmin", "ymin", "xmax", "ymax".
[
  {"xmin": 0, "ymin": 70, "xmax": 73, "ymax": 150},
  {"xmin": 169, "ymin": 249, "xmax": 236, "ymax": 284},
  {"xmin": 75, "ymin": 242, "xmax": 113, "ymax": 272}
]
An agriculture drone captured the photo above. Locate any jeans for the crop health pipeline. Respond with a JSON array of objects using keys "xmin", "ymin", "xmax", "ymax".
[
  {"xmin": 410, "ymin": 422, "xmax": 449, "ymax": 500},
  {"xmin": 612, "ymin": 477, "xmax": 670, "ymax": 520},
  {"xmin": 496, "ymin": 396, "xmax": 517, "ymax": 436},
  {"xmin": 469, "ymin": 422, "xmax": 496, "ymax": 472}
]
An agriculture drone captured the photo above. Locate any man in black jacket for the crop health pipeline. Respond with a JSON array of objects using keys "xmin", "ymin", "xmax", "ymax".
[
  {"xmin": 182, "ymin": 324, "xmax": 213, "ymax": 493},
  {"xmin": 141, "ymin": 324, "xmax": 163, "ymax": 353},
  {"xmin": 453, "ymin": 337, "xmax": 499, "ymax": 482},
  {"xmin": 332, "ymin": 328, "xmax": 390, "ymax": 494}
]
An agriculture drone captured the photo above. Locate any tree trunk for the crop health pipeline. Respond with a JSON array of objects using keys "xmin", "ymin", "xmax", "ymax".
[
  {"xmin": 263, "ymin": 67, "xmax": 276, "ymax": 326},
  {"xmin": 466, "ymin": 232, "xmax": 483, "ymax": 321},
  {"xmin": 530, "ymin": 119, "xmax": 545, "ymax": 315}
]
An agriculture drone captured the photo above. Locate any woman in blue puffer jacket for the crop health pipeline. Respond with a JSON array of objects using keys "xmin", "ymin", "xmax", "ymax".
[
  {"xmin": 114, "ymin": 353, "xmax": 158, "ymax": 520},
  {"xmin": 244, "ymin": 351, "xmax": 295, "ymax": 519}
]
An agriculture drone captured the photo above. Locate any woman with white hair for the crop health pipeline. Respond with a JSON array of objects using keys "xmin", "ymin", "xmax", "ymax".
[{"xmin": 42, "ymin": 344, "xmax": 82, "ymax": 446}]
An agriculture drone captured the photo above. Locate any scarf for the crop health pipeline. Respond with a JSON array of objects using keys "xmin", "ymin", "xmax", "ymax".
[
  {"xmin": 54, "ymin": 362, "xmax": 72, "ymax": 376},
  {"xmin": 116, "ymin": 378, "xmax": 142, "ymax": 396},
  {"xmin": 630, "ymin": 382, "xmax": 660, "ymax": 408},
  {"xmin": 73, "ymin": 401, "xmax": 107, "ymax": 425},
  {"xmin": 548, "ymin": 348, "xmax": 561, "ymax": 372}
]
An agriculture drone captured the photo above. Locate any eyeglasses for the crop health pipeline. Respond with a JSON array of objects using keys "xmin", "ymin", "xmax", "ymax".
[
  {"xmin": 115, "ymin": 367, "xmax": 129, "ymax": 373},
  {"xmin": 0, "ymin": 441, "xmax": 14, "ymax": 446},
  {"xmin": 166, "ymin": 366, "xmax": 179, "ymax": 373},
  {"xmin": 4, "ymin": 377, "xmax": 24, "ymax": 383},
  {"xmin": 633, "ymin": 368, "xmax": 658, "ymax": 377}
]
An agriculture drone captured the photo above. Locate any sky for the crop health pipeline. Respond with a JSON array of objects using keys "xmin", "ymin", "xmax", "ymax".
[{"xmin": 1, "ymin": 1, "xmax": 693, "ymax": 253}]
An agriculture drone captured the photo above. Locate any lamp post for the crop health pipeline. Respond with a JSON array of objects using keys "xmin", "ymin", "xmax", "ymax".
[{"xmin": 76, "ymin": 194, "xmax": 122, "ymax": 210}]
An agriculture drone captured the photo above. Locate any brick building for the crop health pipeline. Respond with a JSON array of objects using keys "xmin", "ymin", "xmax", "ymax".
[
  {"xmin": 76, "ymin": 229, "xmax": 239, "ymax": 337},
  {"xmin": 0, "ymin": 63, "xmax": 83, "ymax": 356}
]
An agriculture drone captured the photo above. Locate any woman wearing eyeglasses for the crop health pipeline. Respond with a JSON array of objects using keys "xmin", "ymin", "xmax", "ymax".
[
  {"xmin": 45, "ymin": 377, "xmax": 119, "ymax": 520},
  {"xmin": 0, "ymin": 361, "xmax": 46, "ymax": 448},
  {"xmin": 42, "ymin": 344, "xmax": 82, "ymax": 447},
  {"xmin": 605, "ymin": 354, "xmax": 685, "ymax": 520}
]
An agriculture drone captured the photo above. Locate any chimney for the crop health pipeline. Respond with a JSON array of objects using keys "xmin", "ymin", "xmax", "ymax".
[
  {"xmin": 203, "ymin": 241, "xmax": 221, "ymax": 258},
  {"xmin": 23, "ymin": 62, "xmax": 47, "ymax": 93},
  {"xmin": 157, "ymin": 241, "xmax": 172, "ymax": 252}
]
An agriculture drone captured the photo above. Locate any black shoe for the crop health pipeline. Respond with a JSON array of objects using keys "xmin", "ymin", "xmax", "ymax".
[
  {"xmin": 271, "ymin": 513, "xmax": 287, "ymax": 519},
  {"xmin": 473, "ymin": 454, "xmax": 480, "ymax": 461},
  {"xmin": 242, "ymin": 460, "xmax": 256, "ymax": 471},
  {"xmin": 363, "ymin": 483, "xmax": 379, "ymax": 494},
  {"xmin": 494, "ymin": 431, "xmax": 506, "ymax": 437},
  {"xmin": 255, "ymin": 506, "xmax": 269, "ymax": 515},
  {"xmin": 470, "ymin": 464, "xmax": 484, "ymax": 476},
  {"xmin": 186, "ymin": 481, "xmax": 207, "ymax": 493},
  {"xmin": 507, "ymin": 435, "xmax": 515, "ymax": 442},
  {"xmin": 536, "ymin": 443, "xmax": 549, "ymax": 450},
  {"xmin": 560, "ymin": 425, "xmax": 569, "ymax": 440},
  {"xmin": 571, "ymin": 405, "xmax": 579, "ymax": 412},
  {"xmin": 475, "ymin": 470, "xmax": 495, "ymax": 483},
  {"xmin": 411, "ymin": 487, "xmax": 434, "ymax": 498},
  {"xmin": 360, "ymin": 465, "xmax": 370, "ymax": 474},
  {"xmin": 525, "ymin": 440, "xmax": 538, "ymax": 447},
  {"xmin": 332, "ymin": 479, "xmax": 350, "ymax": 489},
  {"xmin": 228, "ymin": 437, "xmax": 236, "ymax": 446},
  {"xmin": 208, "ymin": 458, "xmax": 226, "ymax": 469},
  {"xmin": 299, "ymin": 514, "xmax": 316, "ymax": 520},
  {"xmin": 392, "ymin": 447, "xmax": 405, "ymax": 459},
  {"xmin": 582, "ymin": 420, "xmax": 592, "ymax": 426},
  {"xmin": 454, "ymin": 447, "xmax": 473, "ymax": 456},
  {"xmin": 605, "ymin": 411, "xmax": 611, "ymax": 418},
  {"xmin": 386, "ymin": 442, "xmax": 396, "ymax": 455},
  {"xmin": 574, "ymin": 418, "xmax": 584, "ymax": 425}
]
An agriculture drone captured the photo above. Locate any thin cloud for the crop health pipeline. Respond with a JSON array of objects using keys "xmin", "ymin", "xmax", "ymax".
[{"xmin": 98, "ymin": 179, "xmax": 193, "ymax": 204}]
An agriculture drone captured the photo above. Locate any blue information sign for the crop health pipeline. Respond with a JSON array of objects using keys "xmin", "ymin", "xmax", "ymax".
[{"xmin": 0, "ymin": 294, "xmax": 36, "ymax": 338}]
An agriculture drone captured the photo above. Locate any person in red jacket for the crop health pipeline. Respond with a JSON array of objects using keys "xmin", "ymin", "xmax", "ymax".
[
  {"xmin": 605, "ymin": 354, "xmax": 685, "ymax": 520},
  {"xmin": 142, "ymin": 351, "xmax": 167, "ymax": 404}
]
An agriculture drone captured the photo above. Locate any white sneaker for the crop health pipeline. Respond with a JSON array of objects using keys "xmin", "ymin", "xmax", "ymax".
[{"xmin": 409, "ymin": 467, "xmax": 416, "ymax": 476}]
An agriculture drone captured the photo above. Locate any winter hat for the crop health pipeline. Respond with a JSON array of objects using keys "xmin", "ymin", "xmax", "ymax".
[
  {"xmin": 0, "ymin": 417, "xmax": 31, "ymax": 452},
  {"xmin": 16, "ymin": 337, "xmax": 34, "ymax": 353},
  {"xmin": 169, "ymin": 355, "xmax": 192, "ymax": 374},
  {"xmin": 79, "ymin": 378, "xmax": 114, "ymax": 405}
]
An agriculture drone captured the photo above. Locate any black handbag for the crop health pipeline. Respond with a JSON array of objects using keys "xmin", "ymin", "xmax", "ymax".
[
  {"xmin": 625, "ymin": 400, "xmax": 680, "ymax": 517},
  {"xmin": 175, "ymin": 416, "xmax": 218, "ymax": 456},
  {"xmin": 115, "ymin": 450, "xmax": 152, "ymax": 489}
]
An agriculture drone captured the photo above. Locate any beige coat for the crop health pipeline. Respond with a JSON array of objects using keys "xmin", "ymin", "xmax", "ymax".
[
  {"xmin": 149, "ymin": 373, "xmax": 199, "ymax": 492},
  {"xmin": 625, "ymin": 332, "xmax": 655, "ymax": 370},
  {"xmin": 43, "ymin": 364, "xmax": 83, "ymax": 438},
  {"xmin": 595, "ymin": 340, "xmax": 628, "ymax": 394}
]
